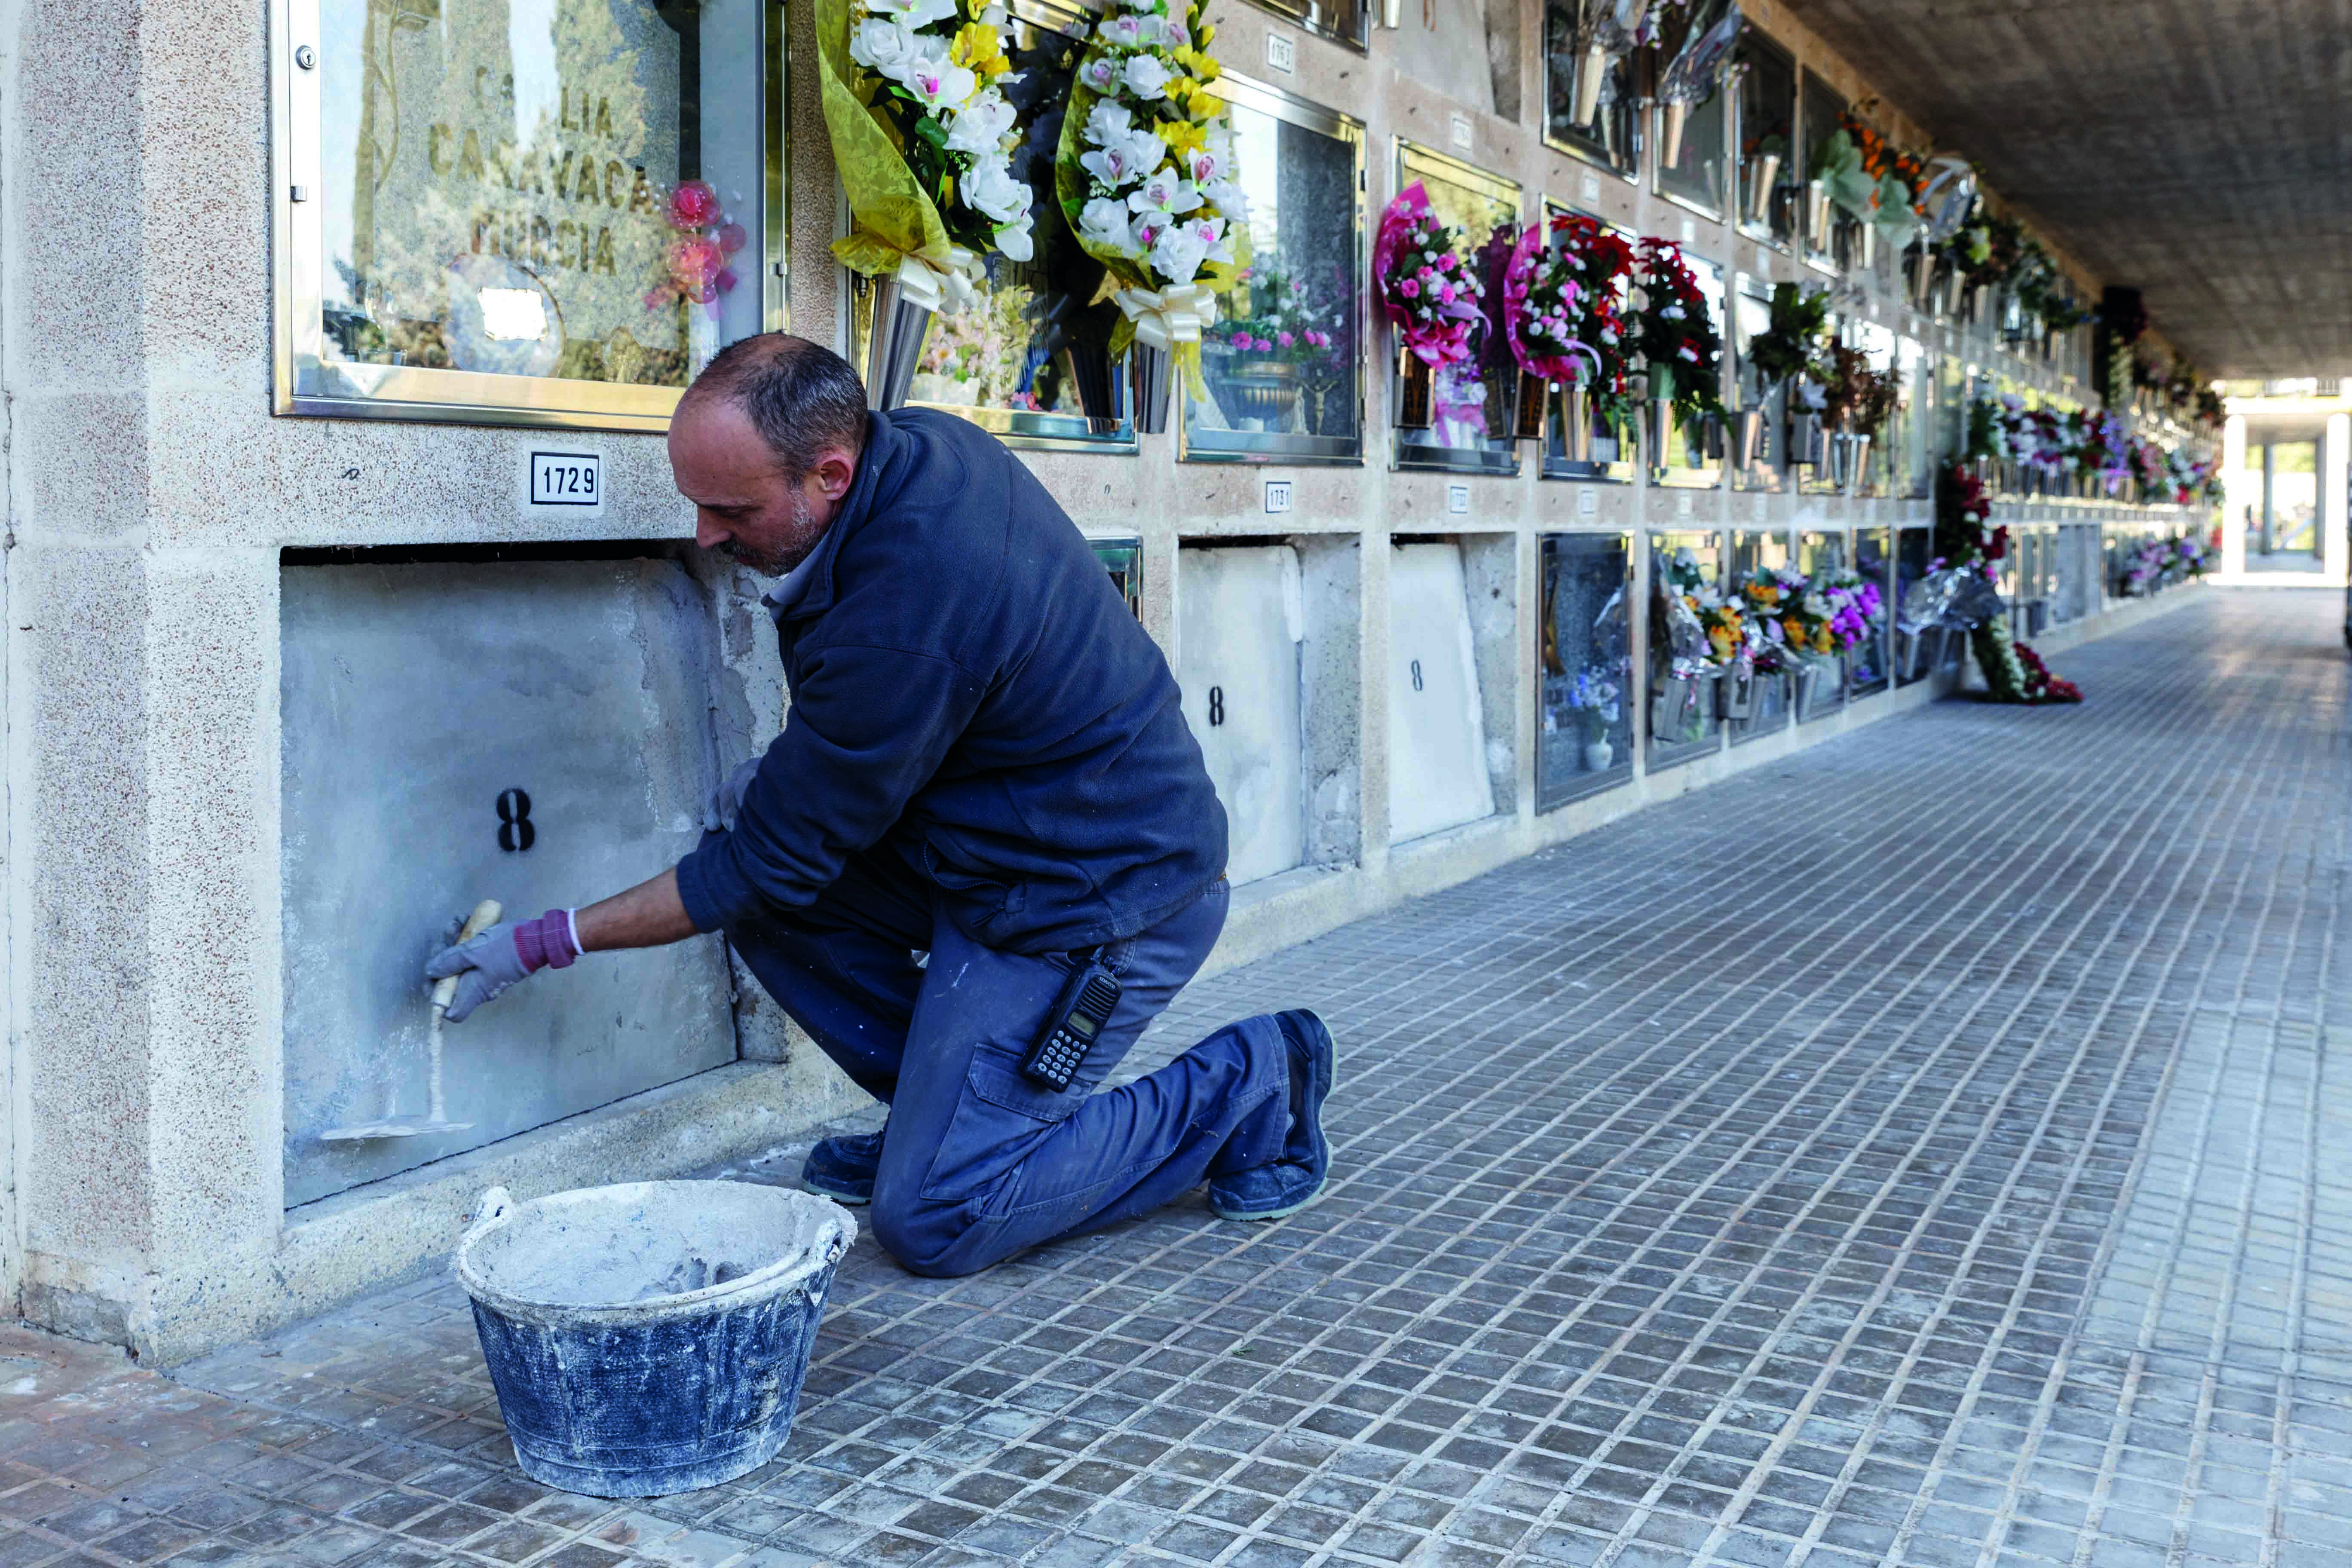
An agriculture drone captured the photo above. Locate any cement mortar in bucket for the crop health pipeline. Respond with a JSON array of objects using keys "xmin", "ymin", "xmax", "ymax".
[{"xmin": 456, "ymin": 1180, "xmax": 856, "ymax": 1496}]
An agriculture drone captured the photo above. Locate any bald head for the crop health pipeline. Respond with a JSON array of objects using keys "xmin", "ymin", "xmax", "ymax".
[{"xmin": 671, "ymin": 335, "xmax": 867, "ymax": 576}]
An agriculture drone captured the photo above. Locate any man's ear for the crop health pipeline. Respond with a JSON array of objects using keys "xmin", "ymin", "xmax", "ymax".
[{"xmin": 812, "ymin": 448, "xmax": 858, "ymax": 502}]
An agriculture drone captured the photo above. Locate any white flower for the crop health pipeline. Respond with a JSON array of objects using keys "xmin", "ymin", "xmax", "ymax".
[
  {"xmin": 901, "ymin": 55, "xmax": 977, "ymax": 115},
  {"xmin": 865, "ymin": 0, "xmax": 959, "ymax": 28},
  {"xmin": 1118, "ymin": 124, "xmax": 1167, "ymax": 172},
  {"xmin": 1078, "ymin": 54, "xmax": 1120, "ymax": 93},
  {"xmin": 1201, "ymin": 177, "xmax": 1248, "ymax": 225},
  {"xmin": 1148, "ymin": 221, "xmax": 1212, "ymax": 284},
  {"xmin": 1081, "ymin": 126, "xmax": 1163, "ymax": 189},
  {"xmin": 849, "ymin": 17, "xmax": 923, "ymax": 80},
  {"xmin": 1129, "ymin": 208, "xmax": 1175, "ymax": 252},
  {"xmin": 1183, "ymin": 146, "xmax": 1221, "ymax": 185},
  {"xmin": 1100, "ymin": 12, "xmax": 1145, "ymax": 46},
  {"xmin": 1129, "ymin": 170, "xmax": 1201, "ymax": 216},
  {"xmin": 1185, "ymin": 214, "xmax": 1232, "ymax": 265},
  {"xmin": 944, "ymin": 88, "xmax": 1017, "ymax": 152},
  {"xmin": 1079, "ymin": 196, "xmax": 1140, "ymax": 252},
  {"xmin": 993, "ymin": 217, "xmax": 1035, "ymax": 263},
  {"xmin": 962, "ymin": 155, "xmax": 1033, "ymax": 225},
  {"xmin": 1154, "ymin": 12, "xmax": 1190, "ymax": 46},
  {"xmin": 1122, "ymin": 52, "xmax": 1175, "ymax": 98},
  {"xmin": 1083, "ymin": 99, "xmax": 1135, "ymax": 146}
]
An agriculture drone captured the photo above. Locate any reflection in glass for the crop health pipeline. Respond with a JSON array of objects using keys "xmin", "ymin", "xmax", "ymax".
[
  {"xmin": 1646, "ymin": 531, "xmax": 1724, "ymax": 770},
  {"xmin": 1237, "ymin": 0, "xmax": 1365, "ymax": 48},
  {"xmin": 1186, "ymin": 85, "xmax": 1363, "ymax": 463},
  {"xmin": 1537, "ymin": 534, "xmax": 1634, "ymax": 810},
  {"xmin": 318, "ymin": 0, "xmax": 766, "ymax": 388},
  {"xmin": 1852, "ymin": 527, "xmax": 1890, "ymax": 694},
  {"xmin": 1394, "ymin": 144, "xmax": 1522, "ymax": 477},
  {"xmin": 1736, "ymin": 30, "xmax": 1795, "ymax": 242},
  {"xmin": 1657, "ymin": 88, "xmax": 1727, "ymax": 214},
  {"xmin": 1542, "ymin": 3, "xmax": 1637, "ymax": 174},
  {"xmin": 1846, "ymin": 318, "xmax": 1894, "ymax": 497},
  {"xmin": 862, "ymin": 2, "xmax": 1129, "ymax": 444},
  {"xmin": 1728, "ymin": 529, "xmax": 1790, "ymax": 740},
  {"xmin": 1797, "ymin": 529, "xmax": 1847, "ymax": 719}
]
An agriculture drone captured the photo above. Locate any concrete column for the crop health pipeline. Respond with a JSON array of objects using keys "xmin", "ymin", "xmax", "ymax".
[
  {"xmin": 2261, "ymin": 441, "xmax": 2276, "ymax": 554},
  {"xmin": 2220, "ymin": 415, "xmax": 2248, "ymax": 576},
  {"xmin": 2325, "ymin": 413, "xmax": 2351, "ymax": 586}
]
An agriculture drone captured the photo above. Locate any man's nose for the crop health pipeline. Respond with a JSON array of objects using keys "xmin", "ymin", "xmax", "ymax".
[{"xmin": 694, "ymin": 512, "xmax": 731, "ymax": 550}]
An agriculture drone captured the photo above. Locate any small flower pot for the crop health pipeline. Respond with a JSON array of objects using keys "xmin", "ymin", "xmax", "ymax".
[
  {"xmin": 1396, "ymin": 352, "xmax": 1434, "ymax": 429},
  {"xmin": 1513, "ymin": 373, "xmax": 1549, "ymax": 442},
  {"xmin": 1580, "ymin": 735, "xmax": 1614, "ymax": 772},
  {"xmin": 1215, "ymin": 357, "xmax": 1299, "ymax": 429}
]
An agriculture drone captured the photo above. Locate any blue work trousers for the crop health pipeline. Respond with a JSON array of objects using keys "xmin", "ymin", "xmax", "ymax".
[{"xmin": 723, "ymin": 858, "xmax": 1291, "ymax": 1277}]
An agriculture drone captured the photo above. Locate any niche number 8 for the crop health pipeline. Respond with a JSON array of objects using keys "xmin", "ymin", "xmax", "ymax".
[{"xmin": 497, "ymin": 788, "xmax": 536, "ymax": 852}]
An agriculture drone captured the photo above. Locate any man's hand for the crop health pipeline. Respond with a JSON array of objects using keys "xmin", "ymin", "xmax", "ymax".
[{"xmin": 425, "ymin": 909, "xmax": 579, "ymax": 1022}]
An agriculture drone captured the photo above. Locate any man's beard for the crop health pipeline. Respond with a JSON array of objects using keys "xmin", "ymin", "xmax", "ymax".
[{"xmin": 720, "ymin": 492, "xmax": 821, "ymax": 578}]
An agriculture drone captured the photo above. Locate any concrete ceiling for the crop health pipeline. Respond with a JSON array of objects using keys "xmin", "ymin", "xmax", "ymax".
[{"xmin": 1776, "ymin": 0, "xmax": 2352, "ymax": 379}]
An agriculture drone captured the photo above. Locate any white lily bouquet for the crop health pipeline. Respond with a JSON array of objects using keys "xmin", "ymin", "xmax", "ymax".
[
  {"xmin": 1054, "ymin": 0, "xmax": 1247, "ymax": 426},
  {"xmin": 818, "ymin": 0, "xmax": 1037, "ymax": 316}
]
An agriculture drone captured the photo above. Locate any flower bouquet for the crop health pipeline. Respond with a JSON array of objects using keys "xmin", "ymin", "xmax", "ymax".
[
  {"xmin": 1054, "ymin": 0, "xmax": 1243, "ymax": 430},
  {"xmin": 1205, "ymin": 264, "xmax": 1339, "ymax": 431},
  {"xmin": 1373, "ymin": 183, "xmax": 1487, "ymax": 429},
  {"xmin": 1819, "ymin": 340, "xmax": 1896, "ymax": 494},
  {"xmin": 819, "ymin": 0, "xmax": 1038, "ymax": 405},
  {"xmin": 1566, "ymin": 667, "xmax": 1621, "ymax": 770},
  {"xmin": 1651, "ymin": 546, "xmax": 1727, "ymax": 740},
  {"xmin": 1930, "ymin": 460, "xmax": 2079, "ymax": 704},
  {"xmin": 1499, "ymin": 225, "xmax": 1599, "ymax": 442},
  {"xmin": 1635, "ymin": 238, "xmax": 1721, "ymax": 464},
  {"xmin": 1546, "ymin": 214, "xmax": 1637, "ymax": 459},
  {"xmin": 1741, "ymin": 281, "xmax": 1828, "ymax": 469}
]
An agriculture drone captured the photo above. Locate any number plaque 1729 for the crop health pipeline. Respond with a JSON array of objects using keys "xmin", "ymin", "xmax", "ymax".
[{"xmin": 526, "ymin": 450, "xmax": 604, "ymax": 512}]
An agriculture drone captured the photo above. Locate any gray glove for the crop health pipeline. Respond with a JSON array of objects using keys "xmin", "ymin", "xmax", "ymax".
[
  {"xmin": 425, "ymin": 909, "xmax": 576, "ymax": 1022},
  {"xmin": 704, "ymin": 755, "xmax": 762, "ymax": 832}
]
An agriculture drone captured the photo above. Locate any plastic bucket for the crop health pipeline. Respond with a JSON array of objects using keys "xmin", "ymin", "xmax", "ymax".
[{"xmin": 455, "ymin": 1180, "xmax": 856, "ymax": 1497}]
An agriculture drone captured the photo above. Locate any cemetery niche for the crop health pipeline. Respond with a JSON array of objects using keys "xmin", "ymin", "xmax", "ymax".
[
  {"xmin": 279, "ymin": 556, "xmax": 737, "ymax": 1206},
  {"xmin": 1387, "ymin": 542, "xmax": 1497, "ymax": 842},
  {"xmin": 1542, "ymin": 204, "xmax": 1642, "ymax": 484},
  {"xmin": 1797, "ymin": 528, "xmax": 1849, "ymax": 719},
  {"xmin": 1182, "ymin": 78, "xmax": 1365, "ymax": 466},
  {"xmin": 279, "ymin": 0, "xmax": 778, "ymax": 426},
  {"xmin": 1176, "ymin": 544, "xmax": 1307, "ymax": 887},
  {"xmin": 1852, "ymin": 526, "xmax": 1893, "ymax": 695},
  {"xmin": 1645, "ymin": 530, "xmax": 1724, "ymax": 770},
  {"xmin": 1540, "ymin": 0, "xmax": 1638, "ymax": 177},
  {"xmin": 1537, "ymin": 533, "xmax": 1634, "ymax": 811},
  {"xmin": 1728, "ymin": 528, "xmax": 1792, "ymax": 741},
  {"xmin": 850, "ymin": 0, "xmax": 1136, "ymax": 449},
  {"xmin": 1392, "ymin": 144, "xmax": 1525, "ymax": 478}
]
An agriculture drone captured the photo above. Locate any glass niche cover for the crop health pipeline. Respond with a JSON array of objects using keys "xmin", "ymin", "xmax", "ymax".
[
  {"xmin": 1654, "ymin": 252, "xmax": 1726, "ymax": 487},
  {"xmin": 1541, "ymin": 204, "xmax": 1638, "ymax": 483},
  {"xmin": 1393, "ymin": 142, "xmax": 1523, "ymax": 477},
  {"xmin": 277, "ymin": 0, "xmax": 780, "ymax": 427},
  {"xmin": 1541, "ymin": 0, "xmax": 1637, "ymax": 176},
  {"xmin": 1537, "ymin": 533, "xmax": 1633, "ymax": 812},
  {"xmin": 1182, "ymin": 77, "xmax": 1365, "ymax": 465},
  {"xmin": 853, "ymin": 0, "xmax": 1135, "ymax": 448}
]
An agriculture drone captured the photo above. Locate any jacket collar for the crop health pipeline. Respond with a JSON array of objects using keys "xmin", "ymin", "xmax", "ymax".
[{"xmin": 769, "ymin": 410, "xmax": 901, "ymax": 624}]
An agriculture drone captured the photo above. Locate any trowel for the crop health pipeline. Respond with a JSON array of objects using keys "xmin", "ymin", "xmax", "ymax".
[{"xmin": 320, "ymin": 898, "xmax": 500, "ymax": 1142}]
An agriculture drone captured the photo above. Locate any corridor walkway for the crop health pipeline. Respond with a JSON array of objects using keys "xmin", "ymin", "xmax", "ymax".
[{"xmin": 7, "ymin": 587, "xmax": 2350, "ymax": 1568}]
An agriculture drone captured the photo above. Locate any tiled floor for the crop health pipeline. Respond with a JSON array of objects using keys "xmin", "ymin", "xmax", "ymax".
[{"xmin": 8, "ymin": 585, "xmax": 2352, "ymax": 1568}]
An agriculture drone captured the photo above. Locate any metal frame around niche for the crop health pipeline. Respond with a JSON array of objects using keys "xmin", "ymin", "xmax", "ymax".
[
  {"xmin": 1237, "ymin": 0, "xmax": 1369, "ymax": 53},
  {"xmin": 849, "ymin": 0, "xmax": 1139, "ymax": 454},
  {"xmin": 1534, "ymin": 531, "xmax": 1636, "ymax": 813},
  {"xmin": 1389, "ymin": 140, "xmax": 1525, "ymax": 478},
  {"xmin": 1537, "ymin": 200, "xmax": 1642, "ymax": 485},
  {"xmin": 1732, "ymin": 26, "xmax": 1796, "ymax": 253},
  {"xmin": 1176, "ymin": 71, "xmax": 1367, "ymax": 467},
  {"xmin": 270, "ymin": 0, "xmax": 788, "ymax": 430},
  {"xmin": 1539, "ymin": 0, "xmax": 1641, "ymax": 184}
]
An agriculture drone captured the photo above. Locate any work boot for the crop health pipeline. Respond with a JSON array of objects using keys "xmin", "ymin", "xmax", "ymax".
[
  {"xmin": 802, "ymin": 1127, "xmax": 884, "ymax": 1206},
  {"xmin": 1208, "ymin": 1009, "xmax": 1335, "ymax": 1221}
]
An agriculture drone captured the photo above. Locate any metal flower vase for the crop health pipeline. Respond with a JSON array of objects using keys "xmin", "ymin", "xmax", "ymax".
[
  {"xmin": 1513, "ymin": 372, "xmax": 1549, "ymax": 442},
  {"xmin": 863, "ymin": 274, "xmax": 934, "ymax": 412},
  {"xmin": 1659, "ymin": 100, "xmax": 1690, "ymax": 170},
  {"xmin": 1396, "ymin": 352, "xmax": 1435, "ymax": 429},
  {"xmin": 1788, "ymin": 410, "xmax": 1826, "ymax": 469},
  {"xmin": 1733, "ymin": 407, "xmax": 1767, "ymax": 472},
  {"xmin": 1843, "ymin": 432, "xmax": 1872, "ymax": 496},
  {"xmin": 1744, "ymin": 153, "xmax": 1781, "ymax": 227},
  {"xmin": 1129, "ymin": 343, "xmax": 1173, "ymax": 435},
  {"xmin": 1562, "ymin": 383, "xmax": 1595, "ymax": 462},
  {"xmin": 1642, "ymin": 365, "xmax": 1675, "ymax": 466},
  {"xmin": 1571, "ymin": 44, "xmax": 1610, "ymax": 124},
  {"xmin": 1804, "ymin": 180, "xmax": 1832, "ymax": 249}
]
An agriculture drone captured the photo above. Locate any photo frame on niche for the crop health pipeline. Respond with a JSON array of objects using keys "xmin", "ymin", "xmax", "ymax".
[
  {"xmin": 848, "ymin": 0, "xmax": 1136, "ymax": 452},
  {"xmin": 1181, "ymin": 74, "xmax": 1366, "ymax": 466},
  {"xmin": 1391, "ymin": 141, "xmax": 1524, "ymax": 478},
  {"xmin": 273, "ymin": 0, "xmax": 784, "ymax": 429},
  {"xmin": 1536, "ymin": 533, "xmax": 1634, "ymax": 811}
]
